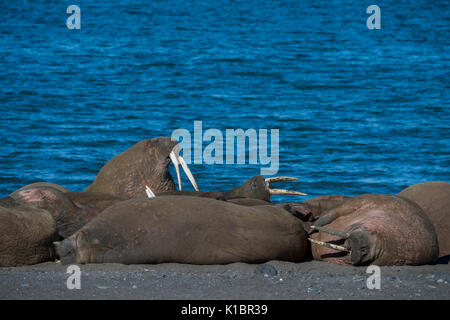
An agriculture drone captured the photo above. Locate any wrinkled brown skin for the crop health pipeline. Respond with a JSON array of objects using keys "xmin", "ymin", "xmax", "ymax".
[
  {"xmin": 398, "ymin": 181, "xmax": 450, "ymax": 258},
  {"xmin": 310, "ymin": 194, "xmax": 439, "ymax": 266},
  {"xmin": 289, "ymin": 195, "xmax": 350, "ymax": 231},
  {"xmin": 0, "ymin": 200, "xmax": 57, "ymax": 267},
  {"xmin": 85, "ymin": 137, "xmax": 178, "ymax": 199},
  {"xmin": 302, "ymin": 195, "xmax": 350, "ymax": 221},
  {"xmin": 56, "ymin": 196, "xmax": 307, "ymax": 265},
  {"xmin": 10, "ymin": 187, "xmax": 125, "ymax": 239}
]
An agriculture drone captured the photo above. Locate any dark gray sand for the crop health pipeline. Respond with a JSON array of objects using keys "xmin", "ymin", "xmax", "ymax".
[{"xmin": 0, "ymin": 260, "xmax": 448, "ymax": 300}]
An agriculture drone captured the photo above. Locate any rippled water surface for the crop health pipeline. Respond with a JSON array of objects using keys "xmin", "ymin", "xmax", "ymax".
[{"xmin": 0, "ymin": 1, "xmax": 448, "ymax": 200}]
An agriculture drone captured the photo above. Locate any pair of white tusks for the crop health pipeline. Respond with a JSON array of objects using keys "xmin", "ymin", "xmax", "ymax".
[
  {"xmin": 308, "ymin": 226, "xmax": 350, "ymax": 252},
  {"xmin": 169, "ymin": 145, "xmax": 199, "ymax": 192},
  {"xmin": 145, "ymin": 146, "xmax": 199, "ymax": 198},
  {"xmin": 265, "ymin": 176, "xmax": 307, "ymax": 196},
  {"xmin": 309, "ymin": 238, "xmax": 349, "ymax": 252}
]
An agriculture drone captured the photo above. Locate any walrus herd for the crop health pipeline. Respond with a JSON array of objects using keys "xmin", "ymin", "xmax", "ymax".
[{"xmin": 0, "ymin": 137, "xmax": 448, "ymax": 268}]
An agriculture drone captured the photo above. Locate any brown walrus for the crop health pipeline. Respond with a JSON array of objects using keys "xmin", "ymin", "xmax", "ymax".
[
  {"xmin": 398, "ymin": 181, "xmax": 450, "ymax": 258},
  {"xmin": 84, "ymin": 137, "xmax": 198, "ymax": 199},
  {"xmin": 0, "ymin": 199, "xmax": 58, "ymax": 267},
  {"xmin": 10, "ymin": 187, "xmax": 125, "ymax": 239},
  {"xmin": 156, "ymin": 175, "xmax": 307, "ymax": 203},
  {"xmin": 308, "ymin": 194, "xmax": 439, "ymax": 266},
  {"xmin": 55, "ymin": 196, "xmax": 307, "ymax": 265}
]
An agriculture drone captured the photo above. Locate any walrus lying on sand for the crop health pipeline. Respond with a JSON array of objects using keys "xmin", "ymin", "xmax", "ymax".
[
  {"xmin": 0, "ymin": 198, "xmax": 58, "ymax": 267},
  {"xmin": 307, "ymin": 194, "xmax": 439, "ymax": 266},
  {"xmin": 398, "ymin": 181, "xmax": 450, "ymax": 258},
  {"xmin": 85, "ymin": 137, "xmax": 199, "ymax": 198},
  {"xmin": 55, "ymin": 196, "xmax": 307, "ymax": 265}
]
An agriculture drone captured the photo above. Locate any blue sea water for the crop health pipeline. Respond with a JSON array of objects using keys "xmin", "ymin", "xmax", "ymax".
[{"xmin": 0, "ymin": 1, "xmax": 448, "ymax": 201}]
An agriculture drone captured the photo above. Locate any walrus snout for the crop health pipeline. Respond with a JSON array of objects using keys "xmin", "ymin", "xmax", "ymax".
[
  {"xmin": 54, "ymin": 239, "xmax": 78, "ymax": 265},
  {"xmin": 344, "ymin": 230, "xmax": 373, "ymax": 266}
]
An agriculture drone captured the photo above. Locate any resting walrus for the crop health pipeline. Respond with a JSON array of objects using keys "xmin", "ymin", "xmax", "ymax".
[
  {"xmin": 308, "ymin": 194, "xmax": 439, "ymax": 266},
  {"xmin": 10, "ymin": 187, "xmax": 125, "ymax": 238},
  {"xmin": 157, "ymin": 175, "xmax": 307, "ymax": 203},
  {"xmin": 85, "ymin": 137, "xmax": 198, "ymax": 199},
  {"xmin": 398, "ymin": 181, "xmax": 450, "ymax": 258},
  {"xmin": 55, "ymin": 196, "xmax": 307, "ymax": 265},
  {"xmin": 0, "ymin": 200, "xmax": 57, "ymax": 267}
]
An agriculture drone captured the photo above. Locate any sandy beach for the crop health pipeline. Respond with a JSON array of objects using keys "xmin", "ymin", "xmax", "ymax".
[{"xmin": 1, "ymin": 259, "xmax": 448, "ymax": 300}]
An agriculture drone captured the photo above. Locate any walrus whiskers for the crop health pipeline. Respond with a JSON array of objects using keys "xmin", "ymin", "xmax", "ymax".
[{"xmin": 308, "ymin": 238, "xmax": 349, "ymax": 252}]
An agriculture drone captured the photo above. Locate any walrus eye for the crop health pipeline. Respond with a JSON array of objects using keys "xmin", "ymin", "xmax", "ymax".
[{"xmin": 169, "ymin": 145, "xmax": 199, "ymax": 191}]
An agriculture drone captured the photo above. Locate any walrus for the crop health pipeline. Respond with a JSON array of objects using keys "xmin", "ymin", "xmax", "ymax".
[
  {"xmin": 84, "ymin": 137, "xmax": 199, "ymax": 199},
  {"xmin": 0, "ymin": 200, "xmax": 58, "ymax": 267},
  {"xmin": 55, "ymin": 196, "xmax": 307, "ymax": 265},
  {"xmin": 308, "ymin": 194, "xmax": 439, "ymax": 266},
  {"xmin": 398, "ymin": 181, "xmax": 450, "ymax": 258},
  {"xmin": 10, "ymin": 187, "xmax": 125, "ymax": 238},
  {"xmin": 156, "ymin": 175, "xmax": 307, "ymax": 202}
]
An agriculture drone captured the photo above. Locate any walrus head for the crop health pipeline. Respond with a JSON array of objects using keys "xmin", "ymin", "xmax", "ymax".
[
  {"xmin": 309, "ymin": 225, "xmax": 381, "ymax": 266},
  {"xmin": 344, "ymin": 230, "xmax": 379, "ymax": 265},
  {"xmin": 85, "ymin": 137, "xmax": 198, "ymax": 199},
  {"xmin": 224, "ymin": 176, "xmax": 307, "ymax": 201},
  {"xmin": 54, "ymin": 239, "xmax": 78, "ymax": 265},
  {"xmin": 54, "ymin": 230, "xmax": 94, "ymax": 264}
]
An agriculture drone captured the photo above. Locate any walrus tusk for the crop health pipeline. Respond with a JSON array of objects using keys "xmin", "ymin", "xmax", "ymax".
[
  {"xmin": 265, "ymin": 176, "xmax": 299, "ymax": 183},
  {"xmin": 308, "ymin": 238, "xmax": 349, "ymax": 252},
  {"xmin": 269, "ymin": 189, "xmax": 307, "ymax": 196},
  {"xmin": 265, "ymin": 176, "xmax": 307, "ymax": 196},
  {"xmin": 170, "ymin": 145, "xmax": 199, "ymax": 191},
  {"xmin": 177, "ymin": 155, "xmax": 199, "ymax": 191},
  {"xmin": 169, "ymin": 151, "xmax": 183, "ymax": 191},
  {"xmin": 145, "ymin": 185, "xmax": 156, "ymax": 198},
  {"xmin": 310, "ymin": 225, "xmax": 350, "ymax": 239}
]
